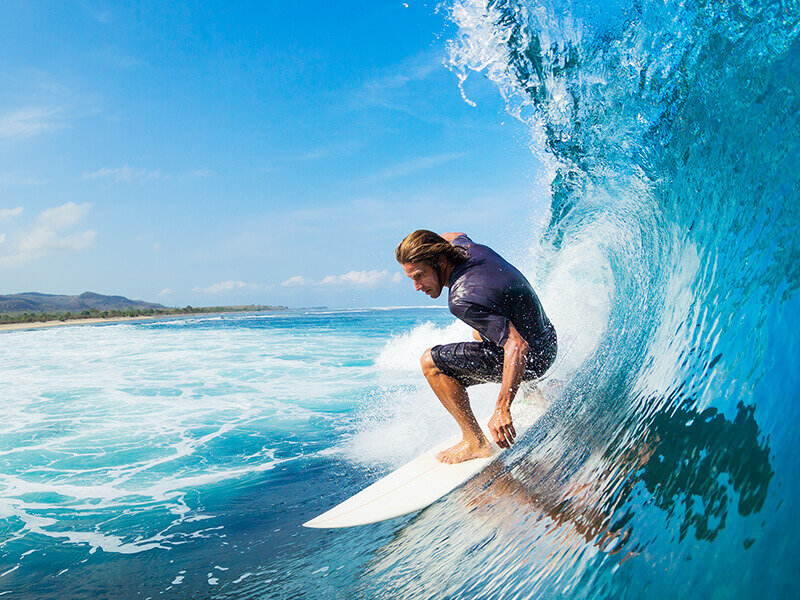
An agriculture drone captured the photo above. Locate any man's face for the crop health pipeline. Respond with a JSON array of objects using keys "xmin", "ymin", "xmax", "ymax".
[{"xmin": 402, "ymin": 261, "xmax": 444, "ymax": 299}]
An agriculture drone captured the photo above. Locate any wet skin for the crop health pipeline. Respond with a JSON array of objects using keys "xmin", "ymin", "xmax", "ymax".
[
  {"xmin": 401, "ymin": 259, "xmax": 448, "ymax": 299},
  {"xmin": 401, "ymin": 255, "xmax": 525, "ymax": 463}
]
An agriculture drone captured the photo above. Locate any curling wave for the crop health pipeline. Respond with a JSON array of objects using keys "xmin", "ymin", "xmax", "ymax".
[{"xmin": 354, "ymin": 1, "xmax": 800, "ymax": 598}]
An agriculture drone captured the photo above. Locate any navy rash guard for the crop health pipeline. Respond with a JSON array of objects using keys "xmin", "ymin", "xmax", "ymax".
[{"xmin": 448, "ymin": 235, "xmax": 554, "ymax": 348}]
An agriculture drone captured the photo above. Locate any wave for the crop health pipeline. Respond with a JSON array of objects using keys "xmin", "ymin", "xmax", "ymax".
[{"xmin": 353, "ymin": 0, "xmax": 800, "ymax": 597}]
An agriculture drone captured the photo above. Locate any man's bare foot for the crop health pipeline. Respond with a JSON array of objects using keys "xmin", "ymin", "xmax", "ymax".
[{"xmin": 436, "ymin": 440, "xmax": 494, "ymax": 464}]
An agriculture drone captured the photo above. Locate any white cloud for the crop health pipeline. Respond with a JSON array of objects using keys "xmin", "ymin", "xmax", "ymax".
[
  {"xmin": 281, "ymin": 275, "xmax": 313, "ymax": 287},
  {"xmin": 0, "ymin": 202, "xmax": 95, "ymax": 268},
  {"xmin": 158, "ymin": 288, "xmax": 174, "ymax": 297},
  {"xmin": 0, "ymin": 207, "xmax": 23, "ymax": 222},
  {"xmin": 193, "ymin": 280, "xmax": 259, "ymax": 294},
  {"xmin": 0, "ymin": 233, "xmax": 5, "ymax": 245},
  {"xmin": 190, "ymin": 169, "xmax": 215, "ymax": 178},
  {"xmin": 17, "ymin": 228, "xmax": 95, "ymax": 256},
  {"xmin": 0, "ymin": 107, "xmax": 62, "ymax": 139},
  {"xmin": 359, "ymin": 153, "xmax": 466, "ymax": 185},
  {"xmin": 36, "ymin": 202, "xmax": 91, "ymax": 230},
  {"xmin": 318, "ymin": 269, "xmax": 402, "ymax": 289},
  {"xmin": 83, "ymin": 165, "xmax": 164, "ymax": 183},
  {"xmin": 280, "ymin": 270, "xmax": 403, "ymax": 289}
]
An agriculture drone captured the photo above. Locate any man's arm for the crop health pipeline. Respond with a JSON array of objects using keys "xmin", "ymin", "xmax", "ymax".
[
  {"xmin": 441, "ymin": 231, "xmax": 466, "ymax": 243},
  {"xmin": 487, "ymin": 322, "xmax": 529, "ymax": 449}
]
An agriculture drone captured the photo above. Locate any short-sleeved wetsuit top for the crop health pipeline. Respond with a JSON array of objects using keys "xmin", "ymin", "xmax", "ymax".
[
  {"xmin": 448, "ymin": 235, "xmax": 553, "ymax": 347},
  {"xmin": 428, "ymin": 235, "xmax": 557, "ymax": 387}
]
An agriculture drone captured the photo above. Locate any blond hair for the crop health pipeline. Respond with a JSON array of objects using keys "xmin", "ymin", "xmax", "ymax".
[{"xmin": 395, "ymin": 230, "xmax": 467, "ymax": 267}]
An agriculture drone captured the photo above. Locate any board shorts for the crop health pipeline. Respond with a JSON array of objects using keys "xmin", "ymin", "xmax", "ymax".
[{"xmin": 429, "ymin": 325, "xmax": 557, "ymax": 388}]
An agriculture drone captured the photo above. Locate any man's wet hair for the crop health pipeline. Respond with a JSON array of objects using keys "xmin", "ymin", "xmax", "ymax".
[{"xmin": 395, "ymin": 230, "xmax": 468, "ymax": 268}]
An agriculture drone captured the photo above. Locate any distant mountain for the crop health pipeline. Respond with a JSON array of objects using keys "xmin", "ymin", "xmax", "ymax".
[{"xmin": 0, "ymin": 292, "xmax": 167, "ymax": 314}]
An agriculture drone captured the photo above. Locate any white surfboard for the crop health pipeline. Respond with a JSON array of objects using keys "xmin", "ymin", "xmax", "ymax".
[{"xmin": 303, "ymin": 394, "xmax": 547, "ymax": 528}]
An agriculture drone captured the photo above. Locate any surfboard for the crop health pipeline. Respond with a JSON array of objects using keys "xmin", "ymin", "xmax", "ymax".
[{"xmin": 302, "ymin": 394, "xmax": 547, "ymax": 528}]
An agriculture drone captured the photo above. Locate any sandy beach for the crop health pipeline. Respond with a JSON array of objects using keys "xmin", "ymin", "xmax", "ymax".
[
  {"xmin": 0, "ymin": 315, "xmax": 173, "ymax": 332},
  {"xmin": 0, "ymin": 313, "xmax": 224, "ymax": 333}
]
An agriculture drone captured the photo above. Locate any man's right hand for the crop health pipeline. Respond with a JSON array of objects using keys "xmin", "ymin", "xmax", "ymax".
[{"xmin": 488, "ymin": 407, "xmax": 516, "ymax": 449}]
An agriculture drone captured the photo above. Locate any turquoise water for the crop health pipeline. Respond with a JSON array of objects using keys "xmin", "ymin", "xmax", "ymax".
[
  {"xmin": 443, "ymin": 0, "xmax": 798, "ymax": 598},
  {"xmin": 2, "ymin": 308, "xmax": 491, "ymax": 597},
  {"xmin": 4, "ymin": 0, "xmax": 800, "ymax": 597}
]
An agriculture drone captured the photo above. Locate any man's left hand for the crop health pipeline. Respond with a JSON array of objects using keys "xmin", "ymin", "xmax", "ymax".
[{"xmin": 488, "ymin": 407, "xmax": 516, "ymax": 449}]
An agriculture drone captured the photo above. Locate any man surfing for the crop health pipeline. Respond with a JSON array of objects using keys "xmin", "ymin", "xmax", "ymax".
[{"xmin": 396, "ymin": 230, "xmax": 557, "ymax": 464}]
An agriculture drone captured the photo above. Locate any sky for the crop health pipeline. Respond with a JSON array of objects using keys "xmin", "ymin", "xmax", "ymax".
[{"xmin": 0, "ymin": 0, "xmax": 550, "ymax": 308}]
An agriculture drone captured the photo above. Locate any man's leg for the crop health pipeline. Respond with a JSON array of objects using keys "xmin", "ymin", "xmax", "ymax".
[{"xmin": 421, "ymin": 349, "xmax": 493, "ymax": 463}]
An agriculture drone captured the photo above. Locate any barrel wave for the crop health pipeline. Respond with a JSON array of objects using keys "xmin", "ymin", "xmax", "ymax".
[{"xmin": 352, "ymin": 0, "xmax": 799, "ymax": 597}]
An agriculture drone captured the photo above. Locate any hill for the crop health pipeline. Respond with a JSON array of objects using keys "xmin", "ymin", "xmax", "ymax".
[{"xmin": 0, "ymin": 292, "xmax": 167, "ymax": 314}]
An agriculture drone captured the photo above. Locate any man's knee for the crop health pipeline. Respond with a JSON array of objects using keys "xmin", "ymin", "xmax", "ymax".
[{"xmin": 421, "ymin": 348, "xmax": 440, "ymax": 378}]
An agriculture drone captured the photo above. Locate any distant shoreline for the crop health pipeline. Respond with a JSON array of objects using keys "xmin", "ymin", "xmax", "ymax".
[
  {"xmin": 0, "ymin": 314, "xmax": 173, "ymax": 332},
  {"xmin": 0, "ymin": 309, "xmax": 284, "ymax": 333},
  {"xmin": 0, "ymin": 305, "xmax": 440, "ymax": 332}
]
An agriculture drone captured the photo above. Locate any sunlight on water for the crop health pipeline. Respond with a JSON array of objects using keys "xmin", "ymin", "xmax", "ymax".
[
  {"xmin": 3, "ymin": 0, "xmax": 800, "ymax": 597},
  {"xmin": 0, "ymin": 310, "xmax": 458, "ymax": 596}
]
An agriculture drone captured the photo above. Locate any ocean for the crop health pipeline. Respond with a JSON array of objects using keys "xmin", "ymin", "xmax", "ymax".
[
  {"xmin": 0, "ymin": 308, "xmax": 480, "ymax": 598},
  {"xmin": 3, "ymin": 0, "xmax": 799, "ymax": 597}
]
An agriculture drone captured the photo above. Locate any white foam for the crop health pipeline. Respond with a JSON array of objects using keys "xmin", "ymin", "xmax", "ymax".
[
  {"xmin": 338, "ymin": 319, "xmax": 499, "ymax": 468},
  {"xmin": 374, "ymin": 319, "xmax": 473, "ymax": 373},
  {"xmin": 0, "ymin": 321, "xmax": 380, "ymax": 556},
  {"xmin": 534, "ymin": 231, "xmax": 614, "ymax": 378},
  {"xmin": 0, "ymin": 565, "xmax": 19, "ymax": 578}
]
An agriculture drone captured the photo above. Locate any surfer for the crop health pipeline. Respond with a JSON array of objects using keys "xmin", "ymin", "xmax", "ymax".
[{"xmin": 396, "ymin": 230, "xmax": 557, "ymax": 464}]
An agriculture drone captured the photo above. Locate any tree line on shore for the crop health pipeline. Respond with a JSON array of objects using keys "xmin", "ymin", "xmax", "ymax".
[{"xmin": 0, "ymin": 305, "xmax": 288, "ymax": 325}]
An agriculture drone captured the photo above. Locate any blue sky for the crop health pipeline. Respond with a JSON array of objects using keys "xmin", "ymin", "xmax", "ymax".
[{"xmin": 0, "ymin": 1, "xmax": 549, "ymax": 308}]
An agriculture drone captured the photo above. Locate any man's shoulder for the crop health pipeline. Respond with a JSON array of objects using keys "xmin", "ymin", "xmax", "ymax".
[{"xmin": 456, "ymin": 237, "xmax": 505, "ymax": 262}]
